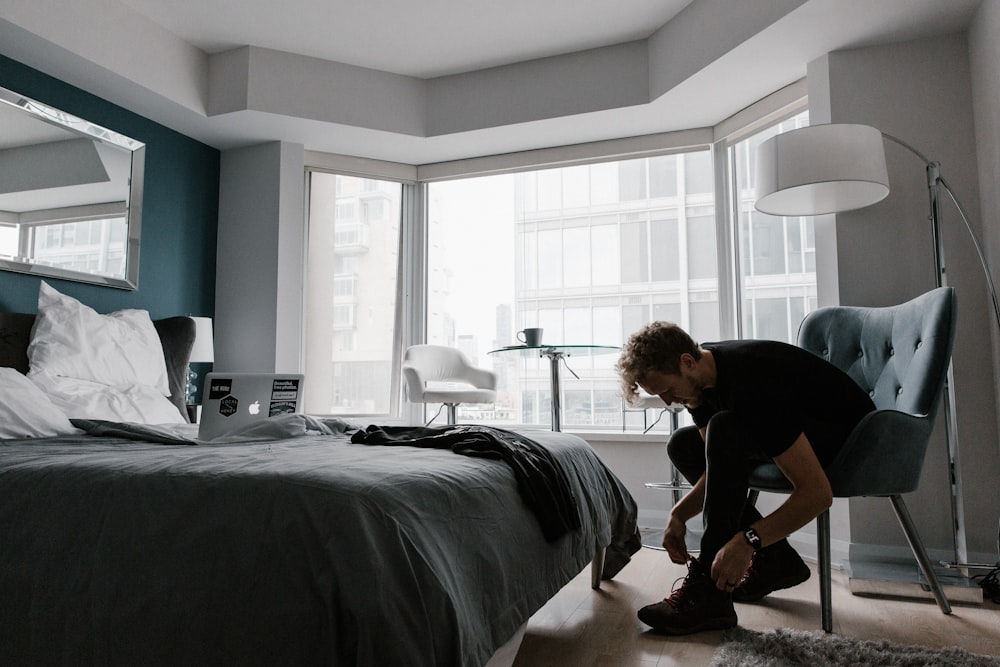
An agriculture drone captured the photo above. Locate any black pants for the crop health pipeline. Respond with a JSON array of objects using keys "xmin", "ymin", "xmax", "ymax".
[{"xmin": 667, "ymin": 411, "xmax": 771, "ymax": 564}]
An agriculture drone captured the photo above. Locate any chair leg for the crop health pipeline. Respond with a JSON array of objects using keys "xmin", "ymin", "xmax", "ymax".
[
  {"xmin": 750, "ymin": 492, "xmax": 832, "ymax": 632},
  {"xmin": 817, "ymin": 509, "xmax": 833, "ymax": 632},
  {"xmin": 889, "ymin": 495, "xmax": 952, "ymax": 615}
]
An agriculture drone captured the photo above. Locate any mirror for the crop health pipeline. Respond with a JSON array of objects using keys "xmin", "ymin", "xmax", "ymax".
[{"xmin": 0, "ymin": 84, "xmax": 145, "ymax": 290}]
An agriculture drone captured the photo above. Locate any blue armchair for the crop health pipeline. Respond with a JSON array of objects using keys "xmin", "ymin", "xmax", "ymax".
[{"xmin": 748, "ymin": 287, "xmax": 957, "ymax": 632}]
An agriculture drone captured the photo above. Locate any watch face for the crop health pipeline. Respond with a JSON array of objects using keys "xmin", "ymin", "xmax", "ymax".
[{"xmin": 745, "ymin": 528, "xmax": 762, "ymax": 549}]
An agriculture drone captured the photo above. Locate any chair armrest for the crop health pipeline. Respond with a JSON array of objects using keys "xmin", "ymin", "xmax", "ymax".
[
  {"xmin": 824, "ymin": 409, "xmax": 933, "ymax": 497},
  {"xmin": 463, "ymin": 366, "xmax": 497, "ymax": 391},
  {"xmin": 401, "ymin": 365, "xmax": 426, "ymax": 401}
]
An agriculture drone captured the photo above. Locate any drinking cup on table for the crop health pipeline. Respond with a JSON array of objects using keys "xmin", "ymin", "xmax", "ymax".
[{"xmin": 517, "ymin": 328, "xmax": 543, "ymax": 347}]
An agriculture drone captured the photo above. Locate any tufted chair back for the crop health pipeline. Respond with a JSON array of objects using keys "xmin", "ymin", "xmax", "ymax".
[{"xmin": 797, "ymin": 287, "xmax": 957, "ymax": 418}]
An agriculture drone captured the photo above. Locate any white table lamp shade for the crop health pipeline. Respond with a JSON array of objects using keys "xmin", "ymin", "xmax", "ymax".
[
  {"xmin": 754, "ymin": 123, "xmax": 891, "ymax": 216},
  {"xmin": 188, "ymin": 316, "xmax": 215, "ymax": 363}
]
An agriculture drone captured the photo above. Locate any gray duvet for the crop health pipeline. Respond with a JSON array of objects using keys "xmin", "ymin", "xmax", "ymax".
[{"xmin": 0, "ymin": 424, "xmax": 639, "ymax": 667}]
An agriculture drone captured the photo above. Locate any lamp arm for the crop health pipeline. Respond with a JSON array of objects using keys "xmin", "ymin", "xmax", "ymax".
[
  {"xmin": 939, "ymin": 175, "xmax": 1000, "ymax": 333},
  {"xmin": 881, "ymin": 132, "xmax": 1000, "ymax": 333},
  {"xmin": 881, "ymin": 132, "xmax": 934, "ymax": 165}
]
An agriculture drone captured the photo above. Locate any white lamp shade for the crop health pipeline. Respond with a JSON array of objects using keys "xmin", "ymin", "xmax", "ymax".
[
  {"xmin": 754, "ymin": 123, "xmax": 890, "ymax": 216},
  {"xmin": 188, "ymin": 316, "xmax": 215, "ymax": 363}
]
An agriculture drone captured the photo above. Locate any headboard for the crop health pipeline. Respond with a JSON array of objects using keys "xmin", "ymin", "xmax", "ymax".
[{"xmin": 0, "ymin": 312, "xmax": 196, "ymax": 422}]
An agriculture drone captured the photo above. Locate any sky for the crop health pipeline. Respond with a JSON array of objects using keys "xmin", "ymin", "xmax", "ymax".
[{"xmin": 429, "ymin": 174, "xmax": 517, "ymax": 366}]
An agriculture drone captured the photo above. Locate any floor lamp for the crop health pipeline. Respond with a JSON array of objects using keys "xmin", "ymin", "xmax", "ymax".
[{"xmin": 753, "ymin": 123, "xmax": 1000, "ymax": 576}]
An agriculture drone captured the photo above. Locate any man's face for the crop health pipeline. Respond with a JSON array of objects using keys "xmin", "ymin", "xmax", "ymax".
[{"xmin": 638, "ymin": 354, "xmax": 705, "ymax": 409}]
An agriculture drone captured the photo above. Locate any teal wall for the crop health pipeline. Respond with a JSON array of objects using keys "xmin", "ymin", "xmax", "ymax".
[{"xmin": 0, "ymin": 55, "xmax": 218, "ymax": 320}]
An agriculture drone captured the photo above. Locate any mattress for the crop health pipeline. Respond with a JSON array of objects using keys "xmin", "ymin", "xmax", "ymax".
[{"xmin": 0, "ymin": 423, "xmax": 640, "ymax": 666}]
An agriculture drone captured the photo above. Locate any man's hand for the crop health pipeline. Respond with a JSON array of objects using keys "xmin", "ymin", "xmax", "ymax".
[
  {"xmin": 662, "ymin": 513, "xmax": 690, "ymax": 564},
  {"xmin": 710, "ymin": 532, "xmax": 755, "ymax": 591},
  {"xmin": 707, "ymin": 433, "xmax": 832, "ymax": 592}
]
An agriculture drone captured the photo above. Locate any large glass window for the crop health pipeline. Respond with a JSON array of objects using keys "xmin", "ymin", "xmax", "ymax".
[
  {"xmin": 426, "ymin": 152, "xmax": 717, "ymax": 430},
  {"xmin": 730, "ymin": 110, "xmax": 816, "ymax": 343},
  {"xmin": 300, "ymin": 98, "xmax": 812, "ymax": 432},
  {"xmin": 304, "ymin": 172, "xmax": 402, "ymax": 415}
]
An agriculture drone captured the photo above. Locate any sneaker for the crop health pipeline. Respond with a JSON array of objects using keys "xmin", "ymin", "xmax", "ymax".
[
  {"xmin": 637, "ymin": 557, "xmax": 738, "ymax": 635},
  {"xmin": 732, "ymin": 539, "xmax": 811, "ymax": 603}
]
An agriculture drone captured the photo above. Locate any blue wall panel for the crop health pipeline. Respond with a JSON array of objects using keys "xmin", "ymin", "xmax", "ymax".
[{"xmin": 0, "ymin": 55, "xmax": 218, "ymax": 320}]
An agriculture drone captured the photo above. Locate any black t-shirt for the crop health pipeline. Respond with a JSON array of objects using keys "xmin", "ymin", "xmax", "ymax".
[{"xmin": 687, "ymin": 340, "xmax": 876, "ymax": 465}]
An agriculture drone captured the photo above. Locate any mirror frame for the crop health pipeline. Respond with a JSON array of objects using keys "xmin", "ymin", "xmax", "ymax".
[{"xmin": 0, "ymin": 85, "xmax": 146, "ymax": 290}]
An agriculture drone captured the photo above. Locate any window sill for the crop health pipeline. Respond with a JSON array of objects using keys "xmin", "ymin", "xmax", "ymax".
[{"xmin": 564, "ymin": 429, "xmax": 670, "ymax": 444}]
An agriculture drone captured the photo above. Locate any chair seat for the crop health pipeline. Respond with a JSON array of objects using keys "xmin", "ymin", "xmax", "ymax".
[
  {"xmin": 748, "ymin": 463, "xmax": 792, "ymax": 492},
  {"xmin": 419, "ymin": 387, "xmax": 496, "ymax": 404}
]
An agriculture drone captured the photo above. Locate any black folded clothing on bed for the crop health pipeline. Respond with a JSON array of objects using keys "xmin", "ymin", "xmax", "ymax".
[{"xmin": 352, "ymin": 424, "xmax": 582, "ymax": 541}]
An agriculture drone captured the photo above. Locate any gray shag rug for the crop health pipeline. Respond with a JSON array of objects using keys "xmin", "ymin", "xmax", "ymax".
[{"xmin": 711, "ymin": 627, "xmax": 1000, "ymax": 667}]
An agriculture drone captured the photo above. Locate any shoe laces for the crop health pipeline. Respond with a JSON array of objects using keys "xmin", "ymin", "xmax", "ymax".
[
  {"xmin": 736, "ymin": 552, "xmax": 762, "ymax": 587},
  {"xmin": 664, "ymin": 560, "xmax": 710, "ymax": 608}
]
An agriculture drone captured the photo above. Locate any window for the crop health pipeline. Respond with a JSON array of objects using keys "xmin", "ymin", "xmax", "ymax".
[
  {"xmin": 300, "ymin": 91, "xmax": 811, "ymax": 432},
  {"xmin": 304, "ymin": 172, "xmax": 402, "ymax": 416},
  {"xmin": 729, "ymin": 110, "xmax": 816, "ymax": 343},
  {"xmin": 426, "ymin": 152, "xmax": 717, "ymax": 429}
]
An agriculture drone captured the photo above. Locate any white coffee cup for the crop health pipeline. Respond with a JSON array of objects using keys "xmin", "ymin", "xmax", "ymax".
[{"xmin": 516, "ymin": 327, "xmax": 543, "ymax": 346}]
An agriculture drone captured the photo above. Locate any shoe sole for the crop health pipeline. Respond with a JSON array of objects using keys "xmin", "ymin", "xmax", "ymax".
[
  {"xmin": 642, "ymin": 615, "xmax": 738, "ymax": 636},
  {"xmin": 732, "ymin": 566, "xmax": 811, "ymax": 603}
]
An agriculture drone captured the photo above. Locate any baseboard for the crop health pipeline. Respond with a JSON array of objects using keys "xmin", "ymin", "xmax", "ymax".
[{"xmin": 846, "ymin": 543, "xmax": 989, "ymax": 604}]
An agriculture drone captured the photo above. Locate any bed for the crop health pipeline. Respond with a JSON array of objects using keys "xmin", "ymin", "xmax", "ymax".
[{"xmin": 0, "ymin": 291, "xmax": 641, "ymax": 666}]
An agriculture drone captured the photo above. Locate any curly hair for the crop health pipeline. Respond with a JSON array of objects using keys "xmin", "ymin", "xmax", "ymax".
[{"xmin": 616, "ymin": 321, "xmax": 701, "ymax": 405}]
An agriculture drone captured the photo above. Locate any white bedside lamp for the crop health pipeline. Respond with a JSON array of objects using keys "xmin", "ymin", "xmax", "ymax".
[{"xmin": 185, "ymin": 316, "xmax": 215, "ymax": 406}]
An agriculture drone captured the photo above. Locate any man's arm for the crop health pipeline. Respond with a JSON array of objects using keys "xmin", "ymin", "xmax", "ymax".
[
  {"xmin": 709, "ymin": 433, "xmax": 832, "ymax": 588},
  {"xmin": 662, "ymin": 427, "xmax": 708, "ymax": 563}
]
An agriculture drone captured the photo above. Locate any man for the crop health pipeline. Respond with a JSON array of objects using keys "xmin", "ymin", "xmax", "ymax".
[{"xmin": 616, "ymin": 322, "xmax": 875, "ymax": 635}]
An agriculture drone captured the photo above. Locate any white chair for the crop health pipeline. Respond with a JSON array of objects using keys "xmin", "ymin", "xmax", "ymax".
[{"xmin": 402, "ymin": 345, "xmax": 498, "ymax": 425}]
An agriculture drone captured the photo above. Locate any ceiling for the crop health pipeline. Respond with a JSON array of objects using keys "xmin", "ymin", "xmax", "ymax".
[
  {"xmin": 120, "ymin": 0, "xmax": 696, "ymax": 79},
  {"xmin": 0, "ymin": 0, "xmax": 984, "ymax": 165}
]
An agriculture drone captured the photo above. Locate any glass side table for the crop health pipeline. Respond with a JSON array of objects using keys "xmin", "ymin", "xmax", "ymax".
[{"xmin": 488, "ymin": 344, "xmax": 619, "ymax": 431}]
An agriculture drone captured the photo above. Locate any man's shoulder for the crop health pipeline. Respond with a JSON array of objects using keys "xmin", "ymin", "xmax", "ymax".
[{"xmin": 705, "ymin": 339, "xmax": 803, "ymax": 356}]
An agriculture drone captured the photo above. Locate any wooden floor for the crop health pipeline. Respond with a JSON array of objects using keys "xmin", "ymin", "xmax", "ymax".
[{"xmin": 512, "ymin": 546, "xmax": 1000, "ymax": 666}]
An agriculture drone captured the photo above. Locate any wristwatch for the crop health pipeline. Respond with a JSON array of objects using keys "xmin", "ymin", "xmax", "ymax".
[{"xmin": 743, "ymin": 527, "xmax": 763, "ymax": 551}]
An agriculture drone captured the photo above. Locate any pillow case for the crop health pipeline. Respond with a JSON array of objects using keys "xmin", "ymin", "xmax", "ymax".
[
  {"xmin": 0, "ymin": 368, "xmax": 78, "ymax": 438},
  {"xmin": 28, "ymin": 281, "xmax": 171, "ymax": 395},
  {"xmin": 27, "ymin": 281, "xmax": 182, "ymax": 424},
  {"xmin": 29, "ymin": 371, "xmax": 185, "ymax": 425}
]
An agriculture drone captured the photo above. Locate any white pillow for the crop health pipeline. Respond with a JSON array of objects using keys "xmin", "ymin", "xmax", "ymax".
[
  {"xmin": 27, "ymin": 281, "xmax": 171, "ymax": 396},
  {"xmin": 0, "ymin": 368, "xmax": 78, "ymax": 438},
  {"xmin": 29, "ymin": 371, "xmax": 185, "ymax": 425}
]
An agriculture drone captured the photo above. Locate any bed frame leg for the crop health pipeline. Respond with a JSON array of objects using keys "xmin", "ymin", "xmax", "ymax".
[{"xmin": 591, "ymin": 546, "xmax": 606, "ymax": 589}]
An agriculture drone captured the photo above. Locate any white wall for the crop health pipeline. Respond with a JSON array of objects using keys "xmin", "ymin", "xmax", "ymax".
[
  {"xmin": 810, "ymin": 31, "xmax": 1000, "ymax": 563},
  {"xmin": 969, "ymin": 0, "xmax": 1000, "ymax": 528},
  {"xmin": 215, "ymin": 141, "xmax": 305, "ymax": 373}
]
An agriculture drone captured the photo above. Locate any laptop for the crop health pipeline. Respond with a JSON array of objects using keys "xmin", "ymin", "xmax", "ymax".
[{"xmin": 198, "ymin": 372, "xmax": 305, "ymax": 440}]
